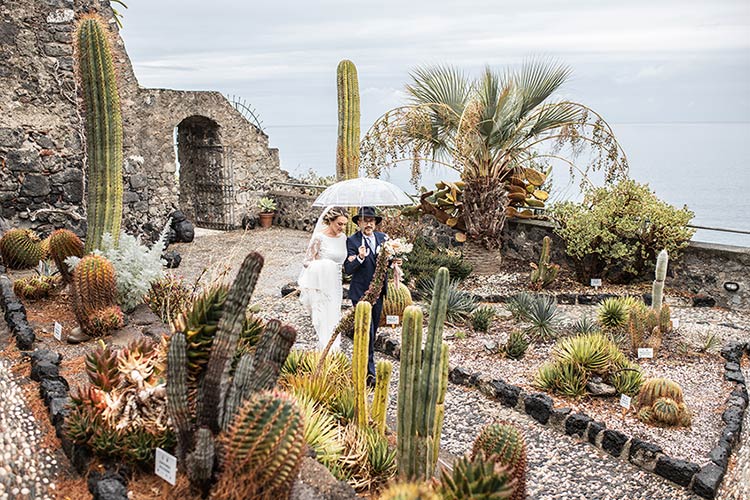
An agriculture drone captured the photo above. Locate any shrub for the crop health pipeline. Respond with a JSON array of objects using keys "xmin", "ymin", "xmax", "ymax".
[
  {"xmin": 403, "ymin": 237, "xmax": 472, "ymax": 285},
  {"xmin": 551, "ymin": 179, "xmax": 695, "ymax": 283}
]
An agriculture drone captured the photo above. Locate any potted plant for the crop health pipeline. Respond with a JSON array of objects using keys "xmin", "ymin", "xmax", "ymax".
[{"xmin": 257, "ymin": 196, "xmax": 277, "ymax": 228}]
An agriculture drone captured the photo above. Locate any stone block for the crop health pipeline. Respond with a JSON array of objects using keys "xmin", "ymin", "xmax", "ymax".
[
  {"xmin": 709, "ymin": 442, "xmax": 731, "ymax": 468},
  {"xmin": 21, "ymin": 173, "xmax": 51, "ymax": 197},
  {"xmin": 557, "ymin": 293, "xmax": 576, "ymax": 304},
  {"xmin": 565, "ymin": 413, "xmax": 593, "ymax": 437},
  {"xmin": 162, "ymin": 250, "xmax": 181, "ymax": 268},
  {"xmin": 13, "ymin": 323, "xmax": 35, "ymax": 350},
  {"xmin": 654, "ymin": 456, "xmax": 700, "ymax": 487},
  {"xmin": 692, "ymin": 294, "xmax": 716, "ymax": 307},
  {"xmin": 601, "ymin": 429, "xmax": 629, "ymax": 458},
  {"xmin": 490, "ymin": 379, "xmax": 521, "ymax": 408},
  {"xmin": 49, "ymin": 396, "xmax": 71, "ymax": 427},
  {"xmin": 577, "ymin": 294, "xmax": 596, "ymax": 305},
  {"xmin": 40, "ymin": 378, "xmax": 69, "ymax": 406},
  {"xmin": 587, "ymin": 421, "xmax": 606, "ymax": 445},
  {"xmin": 6, "ymin": 149, "xmax": 40, "ymax": 172},
  {"xmin": 30, "ymin": 349, "xmax": 62, "ymax": 366},
  {"xmin": 524, "ymin": 393, "xmax": 553, "ymax": 424},
  {"xmin": 31, "ymin": 360, "xmax": 60, "ymax": 381},
  {"xmin": 0, "ymin": 127, "xmax": 25, "ymax": 148},
  {"xmin": 725, "ymin": 370, "xmax": 745, "ymax": 384},
  {"xmin": 449, "ymin": 366, "xmax": 472, "ymax": 386},
  {"xmin": 721, "ymin": 342, "xmax": 745, "ymax": 363},
  {"xmin": 43, "ymin": 42, "xmax": 72, "ymax": 56},
  {"xmin": 692, "ymin": 463, "xmax": 725, "ymax": 499}
]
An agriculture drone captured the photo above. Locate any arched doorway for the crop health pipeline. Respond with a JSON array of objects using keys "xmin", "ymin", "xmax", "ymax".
[{"xmin": 175, "ymin": 115, "xmax": 236, "ymax": 229}]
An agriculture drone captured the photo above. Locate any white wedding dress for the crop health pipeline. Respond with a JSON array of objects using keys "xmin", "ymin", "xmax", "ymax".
[{"xmin": 298, "ymin": 230, "xmax": 347, "ymax": 351}]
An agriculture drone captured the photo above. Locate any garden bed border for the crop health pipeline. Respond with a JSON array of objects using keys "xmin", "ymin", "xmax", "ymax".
[{"xmin": 368, "ymin": 325, "xmax": 748, "ymax": 500}]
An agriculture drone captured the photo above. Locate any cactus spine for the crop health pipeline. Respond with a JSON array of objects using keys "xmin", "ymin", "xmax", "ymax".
[
  {"xmin": 76, "ymin": 16, "xmax": 124, "ymax": 252},
  {"xmin": 352, "ymin": 301, "xmax": 371, "ymax": 427},
  {"xmin": 166, "ymin": 252, "xmax": 298, "ymax": 494},
  {"xmin": 48, "ymin": 229, "xmax": 85, "ymax": 283},
  {"xmin": 372, "ymin": 360, "xmax": 393, "ymax": 436},
  {"xmin": 382, "ymin": 281, "xmax": 414, "ymax": 325},
  {"xmin": 0, "ymin": 229, "xmax": 44, "ymax": 269},
  {"xmin": 336, "ymin": 59, "xmax": 360, "ymax": 181},
  {"xmin": 529, "ymin": 235, "xmax": 560, "ymax": 289},
  {"xmin": 652, "ymin": 249, "xmax": 668, "ymax": 311},
  {"xmin": 472, "ymin": 423, "xmax": 527, "ymax": 500},
  {"xmin": 397, "ymin": 267, "xmax": 450, "ymax": 481}
]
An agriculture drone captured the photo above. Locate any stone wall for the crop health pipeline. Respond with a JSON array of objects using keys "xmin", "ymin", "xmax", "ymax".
[
  {"xmin": 0, "ymin": 0, "xmax": 289, "ymax": 238},
  {"xmin": 269, "ymin": 190, "xmax": 324, "ymax": 233}
]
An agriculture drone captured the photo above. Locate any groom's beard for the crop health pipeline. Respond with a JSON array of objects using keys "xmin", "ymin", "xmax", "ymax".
[{"xmin": 360, "ymin": 227, "xmax": 375, "ymax": 237}]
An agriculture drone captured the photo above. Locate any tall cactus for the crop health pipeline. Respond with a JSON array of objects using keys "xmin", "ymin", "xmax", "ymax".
[
  {"xmin": 76, "ymin": 15, "xmax": 124, "ymax": 252},
  {"xmin": 372, "ymin": 359, "xmax": 393, "ymax": 436},
  {"xmin": 336, "ymin": 59, "xmax": 360, "ymax": 181},
  {"xmin": 352, "ymin": 301, "xmax": 371, "ymax": 427},
  {"xmin": 530, "ymin": 235, "xmax": 560, "ymax": 289},
  {"xmin": 166, "ymin": 252, "xmax": 298, "ymax": 495},
  {"xmin": 652, "ymin": 249, "xmax": 668, "ymax": 311},
  {"xmin": 432, "ymin": 343, "xmax": 449, "ymax": 465},
  {"xmin": 397, "ymin": 267, "xmax": 450, "ymax": 480}
]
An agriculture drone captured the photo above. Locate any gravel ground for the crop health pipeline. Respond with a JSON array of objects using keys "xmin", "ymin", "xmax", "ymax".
[
  {"xmin": 716, "ymin": 363, "xmax": 750, "ymax": 500},
  {"xmin": 0, "ymin": 356, "xmax": 57, "ymax": 499}
]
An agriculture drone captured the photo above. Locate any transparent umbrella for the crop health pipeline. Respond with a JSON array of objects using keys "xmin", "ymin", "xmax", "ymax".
[{"xmin": 312, "ymin": 177, "xmax": 413, "ymax": 207}]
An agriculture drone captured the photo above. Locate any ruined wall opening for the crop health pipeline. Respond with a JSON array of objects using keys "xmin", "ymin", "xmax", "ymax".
[{"xmin": 175, "ymin": 115, "xmax": 236, "ymax": 229}]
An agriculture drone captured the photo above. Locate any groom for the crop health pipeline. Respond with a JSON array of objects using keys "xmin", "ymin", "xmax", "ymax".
[{"xmin": 344, "ymin": 206, "xmax": 387, "ymax": 386}]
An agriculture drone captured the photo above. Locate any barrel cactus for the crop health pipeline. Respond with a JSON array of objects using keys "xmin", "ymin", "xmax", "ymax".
[
  {"xmin": 472, "ymin": 423, "xmax": 527, "ymax": 500},
  {"xmin": 378, "ymin": 482, "xmax": 440, "ymax": 500},
  {"xmin": 71, "ymin": 254, "xmax": 123, "ymax": 336},
  {"xmin": 48, "ymin": 229, "xmax": 85, "ymax": 283},
  {"xmin": 0, "ymin": 228, "xmax": 44, "ymax": 269},
  {"xmin": 636, "ymin": 377, "xmax": 684, "ymax": 409},
  {"xmin": 382, "ymin": 281, "xmax": 413, "ymax": 326},
  {"xmin": 439, "ymin": 454, "xmax": 514, "ymax": 500},
  {"xmin": 76, "ymin": 15, "xmax": 124, "ymax": 252},
  {"xmin": 13, "ymin": 275, "xmax": 60, "ymax": 300},
  {"xmin": 636, "ymin": 378, "xmax": 691, "ymax": 427}
]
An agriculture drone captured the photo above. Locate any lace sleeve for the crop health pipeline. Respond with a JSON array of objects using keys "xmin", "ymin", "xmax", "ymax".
[{"xmin": 303, "ymin": 235, "xmax": 322, "ymax": 267}]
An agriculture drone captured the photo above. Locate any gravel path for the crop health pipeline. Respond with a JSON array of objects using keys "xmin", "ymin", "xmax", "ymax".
[
  {"xmin": 715, "ymin": 362, "xmax": 750, "ymax": 500},
  {"xmin": 0, "ymin": 350, "xmax": 58, "ymax": 499}
]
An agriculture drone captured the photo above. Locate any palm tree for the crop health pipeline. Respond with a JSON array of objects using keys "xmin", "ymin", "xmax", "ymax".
[{"xmin": 361, "ymin": 60, "xmax": 628, "ymax": 249}]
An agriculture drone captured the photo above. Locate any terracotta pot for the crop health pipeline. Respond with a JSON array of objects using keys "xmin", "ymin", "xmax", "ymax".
[{"xmin": 258, "ymin": 212, "xmax": 274, "ymax": 228}]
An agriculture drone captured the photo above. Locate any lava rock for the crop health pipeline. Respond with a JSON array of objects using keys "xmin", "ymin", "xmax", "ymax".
[
  {"xmin": 588, "ymin": 421, "xmax": 606, "ymax": 444},
  {"xmin": 170, "ymin": 210, "xmax": 187, "ymax": 224},
  {"xmin": 721, "ymin": 342, "xmax": 745, "ymax": 363},
  {"xmin": 13, "ymin": 323, "xmax": 35, "ymax": 350},
  {"xmin": 483, "ymin": 340, "xmax": 499, "ymax": 353},
  {"xmin": 722, "ymin": 405, "xmax": 744, "ymax": 426},
  {"xmin": 40, "ymin": 378, "xmax": 69, "ymax": 405},
  {"xmin": 383, "ymin": 338, "xmax": 400, "ymax": 360},
  {"xmin": 242, "ymin": 213, "xmax": 258, "ymax": 230},
  {"xmin": 31, "ymin": 360, "xmax": 60, "ymax": 381},
  {"xmin": 721, "ymin": 421, "xmax": 742, "ymax": 446},
  {"xmin": 586, "ymin": 377, "xmax": 617, "ymax": 397},
  {"xmin": 725, "ymin": 361, "xmax": 741, "ymax": 372},
  {"xmin": 281, "ymin": 282, "xmax": 298, "ymax": 297},
  {"xmin": 490, "ymin": 379, "xmax": 521, "ymax": 408},
  {"xmin": 161, "ymin": 250, "xmax": 181, "ymax": 268},
  {"xmin": 692, "ymin": 463, "xmax": 725, "ymax": 499},
  {"xmin": 709, "ymin": 442, "xmax": 732, "ymax": 468},
  {"xmin": 557, "ymin": 293, "xmax": 576, "ymax": 305},
  {"xmin": 692, "ymin": 294, "xmax": 716, "ymax": 307},
  {"xmin": 174, "ymin": 219, "xmax": 194, "ymax": 243},
  {"xmin": 449, "ymin": 366, "xmax": 472, "ymax": 386},
  {"xmin": 577, "ymin": 294, "xmax": 596, "ymax": 305},
  {"xmin": 654, "ymin": 456, "xmax": 700, "ymax": 487},
  {"xmin": 524, "ymin": 393, "xmax": 553, "ymax": 424},
  {"xmin": 725, "ymin": 370, "xmax": 746, "ymax": 384},
  {"xmin": 30, "ymin": 349, "xmax": 62, "ymax": 366},
  {"xmin": 49, "ymin": 396, "xmax": 71, "ymax": 427},
  {"xmin": 90, "ymin": 477, "xmax": 128, "ymax": 500},
  {"xmin": 565, "ymin": 413, "xmax": 593, "ymax": 437},
  {"xmin": 601, "ymin": 429, "xmax": 629, "ymax": 457},
  {"xmin": 642, "ymin": 293, "xmax": 653, "ymax": 306}
]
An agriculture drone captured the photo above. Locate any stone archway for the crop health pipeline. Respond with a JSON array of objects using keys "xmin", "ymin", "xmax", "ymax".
[{"xmin": 175, "ymin": 115, "xmax": 236, "ymax": 229}]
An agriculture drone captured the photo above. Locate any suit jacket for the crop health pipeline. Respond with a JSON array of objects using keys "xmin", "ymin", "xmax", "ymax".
[{"xmin": 344, "ymin": 230, "xmax": 388, "ymax": 303}]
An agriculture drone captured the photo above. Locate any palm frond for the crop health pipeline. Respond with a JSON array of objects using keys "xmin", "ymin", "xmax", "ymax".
[{"xmin": 515, "ymin": 59, "xmax": 572, "ymax": 116}]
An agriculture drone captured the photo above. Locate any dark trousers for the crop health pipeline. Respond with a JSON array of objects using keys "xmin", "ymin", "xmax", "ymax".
[{"xmin": 351, "ymin": 295, "xmax": 384, "ymax": 380}]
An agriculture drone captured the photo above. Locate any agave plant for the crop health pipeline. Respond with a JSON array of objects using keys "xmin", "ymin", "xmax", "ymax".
[
  {"xmin": 471, "ymin": 305, "xmax": 497, "ymax": 332},
  {"xmin": 416, "ymin": 276, "xmax": 477, "ymax": 324},
  {"xmin": 522, "ymin": 295, "xmax": 560, "ymax": 341},
  {"xmin": 506, "ymin": 292, "xmax": 535, "ymax": 321}
]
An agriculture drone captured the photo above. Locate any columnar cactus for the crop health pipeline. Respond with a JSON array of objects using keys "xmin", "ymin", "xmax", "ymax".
[
  {"xmin": 166, "ymin": 252, "xmax": 298, "ymax": 495},
  {"xmin": 336, "ymin": 59, "xmax": 360, "ymax": 182},
  {"xmin": 71, "ymin": 254, "xmax": 123, "ymax": 336},
  {"xmin": 0, "ymin": 228, "xmax": 44, "ymax": 269},
  {"xmin": 48, "ymin": 229, "xmax": 85, "ymax": 283},
  {"xmin": 432, "ymin": 343, "xmax": 448, "ymax": 465},
  {"xmin": 472, "ymin": 423, "xmax": 527, "ymax": 500},
  {"xmin": 652, "ymin": 249, "xmax": 668, "ymax": 312},
  {"xmin": 352, "ymin": 301, "xmax": 372, "ymax": 428},
  {"xmin": 76, "ymin": 16, "xmax": 124, "ymax": 252},
  {"xmin": 372, "ymin": 360, "xmax": 393, "ymax": 436},
  {"xmin": 529, "ymin": 235, "xmax": 560, "ymax": 289},
  {"xmin": 397, "ymin": 267, "xmax": 450, "ymax": 481}
]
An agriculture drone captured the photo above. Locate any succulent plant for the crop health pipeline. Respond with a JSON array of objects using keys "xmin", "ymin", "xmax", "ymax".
[
  {"xmin": 652, "ymin": 249, "xmax": 668, "ymax": 312},
  {"xmin": 639, "ymin": 396, "xmax": 692, "ymax": 427},
  {"xmin": 294, "ymin": 393, "xmax": 343, "ymax": 463},
  {"xmin": 552, "ymin": 332, "xmax": 614, "ymax": 375},
  {"xmin": 382, "ymin": 280, "xmax": 413, "ymax": 325},
  {"xmin": 506, "ymin": 292, "xmax": 535, "ymax": 321},
  {"xmin": 71, "ymin": 254, "xmax": 122, "ymax": 336},
  {"xmin": 76, "ymin": 16, "xmax": 124, "ymax": 252},
  {"xmin": 143, "ymin": 275, "xmax": 193, "ymax": 324},
  {"xmin": 372, "ymin": 360, "xmax": 393, "ymax": 436},
  {"xmin": 529, "ymin": 236, "xmax": 559, "ymax": 289},
  {"xmin": 352, "ymin": 301, "xmax": 371, "ymax": 427},
  {"xmin": 416, "ymin": 275, "xmax": 477, "ymax": 324},
  {"xmin": 378, "ymin": 481, "xmax": 440, "ymax": 500},
  {"xmin": 85, "ymin": 341, "xmax": 122, "ymax": 391},
  {"xmin": 214, "ymin": 391, "xmax": 306, "ymax": 500},
  {"xmin": 504, "ymin": 330, "xmax": 529, "ymax": 360},
  {"xmin": 471, "ymin": 305, "xmax": 496, "ymax": 332},
  {"xmin": 609, "ymin": 359, "xmax": 643, "ymax": 396},
  {"xmin": 598, "ymin": 297, "xmax": 630, "ymax": 329},
  {"xmin": 636, "ymin": 377, "xmax": 685, "ymax": 409},
  {"xmin": 523, "ymin": 294, "xmax": 560, "ymax": 340},
  {"xmin": 13, "ymin": 274, "xmax": 60, "ymax": 300},
  {"xmin": 0, "ymin": 228, "xmax": 44, "ymax": 269},
  {"xmin": 397, "ymin": 267, "xmax": 450, "ymax": 481},
  {"xmin": 363, "ymin": 426, "xmax": 397, "ymax": 477},
  {"xmin": 336, "ymin": 59, "xmax": 360, "ymax": 182},
  {"xmin": 439, "ymin": 454, "xmax": 514, "ymax": 500},
  {"xmin": 472, "ymin": 423, "xmax": 527, "ymax": 500},
  {"xmin": 257, "ymin": 196, "xmax": 277, "ymax": 213},
  {"xmin": 48, "ymin": 229, "xmax": 84, "ymax": 283}
]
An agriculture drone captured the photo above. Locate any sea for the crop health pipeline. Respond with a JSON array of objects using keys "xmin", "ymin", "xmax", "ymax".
[{"xmin": 279, "ymin": 122, "xmax": 750, "ymax": 248}]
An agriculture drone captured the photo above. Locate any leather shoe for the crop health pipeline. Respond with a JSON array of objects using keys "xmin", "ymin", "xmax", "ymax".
[
  {"xmin": 66, "ymin": 327, "xmax": 91, "ymax": 344},
  {"xmin": 366, "ymin": 376, "xmax": 376, "ymax": 388}
]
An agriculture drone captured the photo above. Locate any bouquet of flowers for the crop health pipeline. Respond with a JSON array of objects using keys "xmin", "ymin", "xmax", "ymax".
[{"xmin": 382, "ymin": 237, "xmax": 413, "ymax": 285}]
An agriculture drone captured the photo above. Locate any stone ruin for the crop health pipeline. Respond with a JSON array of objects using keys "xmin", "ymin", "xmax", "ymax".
[{"xmin": 0, "ymin": 0, "xmax": 291, "ymax": 238}]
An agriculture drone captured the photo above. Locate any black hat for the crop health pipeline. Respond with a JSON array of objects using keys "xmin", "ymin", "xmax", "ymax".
[{"xmin": 352, "ymin": 206, "xmax": 382, "ymax": 224}]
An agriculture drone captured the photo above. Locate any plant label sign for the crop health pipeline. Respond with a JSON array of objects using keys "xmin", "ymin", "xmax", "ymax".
[
  {"xmin": 672, "ymin": 318, "xmax": 680, "ymax": 329},
  {"xmin": 590, "ymin": 278, "xmax": 602, "ymax": 288},
  {"xmin": 155, "ymin": 448, "xmax": 177, "ymax": 485},
  {"xmin": 386, "ymin": 315, "xmax": 399, "ymax": 326},
  {"xmin": 619, "ymin": 394, "xmax": 632, "ymax": 409},
  {"xmin": 637, "ymin": 347, "xmax": 654, "ymax": 359},
  {"xmin": 53, "ymin": 322, "xmax": 63, "ymax": 341}
]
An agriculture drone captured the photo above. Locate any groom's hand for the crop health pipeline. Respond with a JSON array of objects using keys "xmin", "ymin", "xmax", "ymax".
[{"xmin": 358, "ymin": 245, "xmax": 368, "ymax": 260}]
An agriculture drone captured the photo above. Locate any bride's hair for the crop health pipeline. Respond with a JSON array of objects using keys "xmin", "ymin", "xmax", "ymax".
[{"xmin": 322, "ymin": 206, "xmax": 348, "ymax": 225}]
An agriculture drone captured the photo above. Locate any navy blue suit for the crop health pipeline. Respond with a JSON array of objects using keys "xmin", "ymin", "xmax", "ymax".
[{"xmin": 344, "ymin": 230, "xmax": 387, "ymax": 380}]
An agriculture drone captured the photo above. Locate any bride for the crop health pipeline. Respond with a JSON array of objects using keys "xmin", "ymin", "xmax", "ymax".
[{"xmin": 298, "ymin": 206, "xmax": 349, "ymax": 351}]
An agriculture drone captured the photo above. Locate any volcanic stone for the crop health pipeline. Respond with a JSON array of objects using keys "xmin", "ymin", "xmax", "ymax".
[
  {"xmin": 654, "ymin": 456, "xmax": 700, "ymax": 487},
  {"xmin": 524, "ymin": 393, "xmax": 553, "ymax": 424},
  {"xmin": 601, "ymin": 429, "xmax": 629, "ymax": 457},
  {"xmin": 565, "ymin": 413, "xmax": 593, "ymax": 437},
  {"xmin": 692, "ymin": 463, "xmax": 725, "ymax": 499}
]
